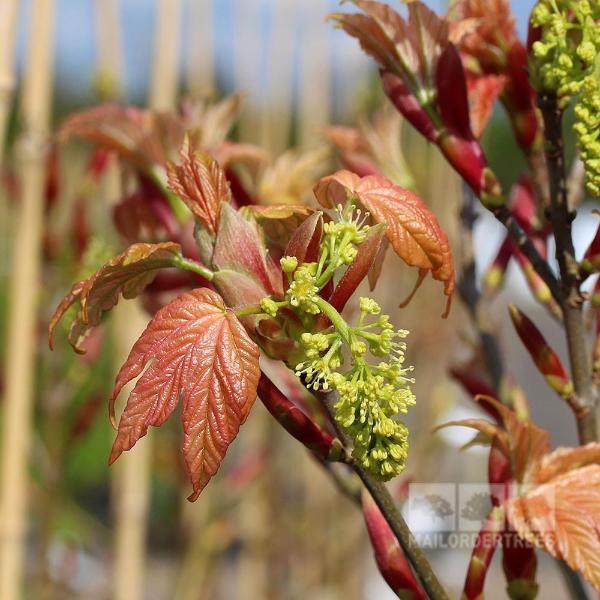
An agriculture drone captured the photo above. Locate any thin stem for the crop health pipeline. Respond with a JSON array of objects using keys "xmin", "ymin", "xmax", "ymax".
[
  {"xmin": 314, "ymin": 296, "xmax": 351, "ymax": 342},
  {"xmin": 314, "ymin": 389, "xmax": 450, "ymax": 600},
  {"xmin": 539, "ymin": 94, "xmax": 599, "ymax": 443},
  {"xmin": 174, "ymin": 255, "xmax": 215, "ymax": 281},
  {"xmin": 557, "ymin": 558, "xmax": 591, "ymax": 600},
  {"xmin": 149, "ymin": 165, "xmax": 190, "ymax": 222},
  {"xmin": 234, "ymin": 300, "xmax": 288, "ymax": 318},
  {"xmin": 458, "ymin": 184, "xmax": 505, "ymax": 391},
  {"xmin": 492, "ymin": 204, "xmax": 562, "ymax": 301}
]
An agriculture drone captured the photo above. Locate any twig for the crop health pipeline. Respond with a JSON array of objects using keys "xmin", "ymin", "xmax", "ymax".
[
  {"xmin": 458, "ymin": 184, "xmax": 504, "ymax": 391},
  {"xmin": 0, "ymin": 2, "xmax": 56, "ymax": 597},
  {"xmin": 491, "ymin": 204, "xmax": 561, "ymax": 301},
  {"xmin": 539, "ymin": 94, "xmax": 599, "ymax": 444},
  {"xmin": 314, "ymin": 389, "xmax": 450, "ymax": 600}
]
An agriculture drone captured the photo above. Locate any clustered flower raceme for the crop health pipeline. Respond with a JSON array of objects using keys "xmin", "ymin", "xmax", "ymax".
[
  {"xmin": 531, "ymin": 0, "xmax": 600, "ymax": 195},
  {"xmin": 267, "ymin": 203, "xmax": 416, "ymax": 480}
]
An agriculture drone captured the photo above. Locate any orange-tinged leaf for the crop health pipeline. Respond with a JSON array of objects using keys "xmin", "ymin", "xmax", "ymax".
[
  {"xmin": 166, "ymin": 137, "xmax": 231, "ymax": 235},
  {"xmin": 505, "ymin": 465, "xmax": 600, "ymax": 591},
  {"xmin": 314, "ymin": 170, "xmax": 455, "ymax": 316},
  {"xmin": 109, "ymin": 288, "xmax": 260, "ymax": 501},
  {"xmin": 49, "ymin": 242, "xmax": 184, "ymax": 353},
  {"xmin": 241, "ymin": 204, "xmax": 315, "ymax": 250},
  {"xmin": 467, "ymin": 74, "xmax": 506, "ymax": 138},
  {"xmin": 479, "ymin": 396, "xmax": 549, "ymax": 484},
  {"xmin": 535, "ymin": 443, "xmax": 600, "ymax": 484}
]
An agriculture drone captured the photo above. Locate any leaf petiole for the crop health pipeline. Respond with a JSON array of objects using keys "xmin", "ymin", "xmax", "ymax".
[
  {"xmin": 174, "ymin": 256, "xmax": 215, "ymax": 281},
  {"xmin": 235, "ymin": 299, "xmax": 289, "ymax": 318}
]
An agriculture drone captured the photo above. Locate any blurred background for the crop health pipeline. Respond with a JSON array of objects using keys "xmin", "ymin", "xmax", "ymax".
[{"xmin": 1, "ymin": 0, "xmax": 595, "ymax": 599}]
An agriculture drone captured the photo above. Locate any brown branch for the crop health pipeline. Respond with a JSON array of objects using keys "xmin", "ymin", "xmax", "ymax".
[
  {"xmin": 539, "ymin": 94, "xmax": 599, "ymax": 444},
  {"xmin": 458, "ymin": 184, "xmax": 505, "ymax": 391},
  {"xmin": 313, "ymin": 389, "xmax": 450, "ymax": 600}
]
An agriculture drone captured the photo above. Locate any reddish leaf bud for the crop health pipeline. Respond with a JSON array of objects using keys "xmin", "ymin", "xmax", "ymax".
[
  {"xmin": 462, "ymin": 507, "xmax": 504, "ymax": 600},
  {"xmin": 362, "ymin": 491, "xmax": 427, "ymax": 600},
  {"xmin": 483, "ymin": 235, "xmax": 512, "ymax": 297},
  {"xmin": 508, "ymin": 304, "xmax": 574, "ymax": 399},
  {"xmin": 257, "ymin": 374, "xmax": 344, "ymax": 461}
]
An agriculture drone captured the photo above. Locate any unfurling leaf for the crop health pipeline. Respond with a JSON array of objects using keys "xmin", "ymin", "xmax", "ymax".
[
  {"xmin": 362, "ymin": 491, "xmax": 427, "ymax": 600},
  {"xmin": 241, "ymin": 204, "xmax": 314, "ymax": 251},
  {"xmin": 508, "ymin": 304, "xmax": 574, "ymax": 399},
  {"xmin": 436, "ymin": 396, "xmax": 549, "ymax": 484},
  {"xmin": 109, "ymin": 288, "xmax": 260, "ymax": 501},
  {"xmin": 505, "ymin": 464, "xmax": 600, "ymax": 592},
  {"xmin": 314, "ymin": 170, "xmax": 455, "ymax": 316},
  {"xmin": 212, "ymin": 203, "xmax": 283, "ymax": 306},
  {"xmin": 49, "ymin": 242, "xmax": 185, "ymax": 353},
  {"xmin": 166, "ymin": 137, "xmax": 231, "ymax": 235},
  {"xmin": 466, "ymin": 74, "xmax": 506, "ymax": 138},
  {"xmin": 282, "ymin": 210, "xmax": 323, "ymax": 267}
]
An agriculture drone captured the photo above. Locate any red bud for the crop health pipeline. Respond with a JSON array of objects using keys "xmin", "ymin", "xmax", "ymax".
[
  {"xmin": 362, "ymin": 491, "xmax": 427, "ymax": 600},
  {"xmin": 462, "ymin": 507, "xmax": 504, "ymax": 600},
  {"xmin": 483, "ymin": 235, "xmax": 512, "ymax": 296},
  {"xmin": 257, "ymin": 374, "xmax": 343, "ymax": 461},
  {"xmin": 381, "ymin": 71, "xmax": 438, "ymax": 143},
  {"xmin": 508, "ymin": 304, "xmax": 573, "ymax": 399}
]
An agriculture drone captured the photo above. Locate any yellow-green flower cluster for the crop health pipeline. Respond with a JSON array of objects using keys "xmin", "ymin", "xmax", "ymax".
[
  {"xmin": 532, "ymin": 0, "xmax": 600, "ymax": 195},
  {"xmin": 574, "ymin": 74, "xmax": 600, "ymax": 196},
  {"xmin": 283, "ymin": 202, "xmax": 415, "ymax": 479},
  {"xmin": 294, "ymin": 296, "xmax": 415, "ymax": 480},
  {"xmin": 531, "ymin": 0, "xmax": 600, "ymax": 96},
  {"xmin": 286, "ymin": 262, "xmax": 321, "ymax": 314}
]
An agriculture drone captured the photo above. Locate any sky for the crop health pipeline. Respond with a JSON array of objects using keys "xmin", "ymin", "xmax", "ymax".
[{"xmin": 15, "ymin": 0, "xmax": 538, "ymax": 108}]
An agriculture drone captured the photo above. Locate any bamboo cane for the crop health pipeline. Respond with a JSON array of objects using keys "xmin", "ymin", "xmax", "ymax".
[
  {"xmin": 0, "ymin": 1, "xmax": 56, "ymax": 598},
  {"xmin": 186, "ymin": 0, "xmax": 215, "ymax": 99},
  {"xmin": 110, "ymin": 2, "xmax": 181, "ymax": 598},
  {"xmin": 149, "ymin": 0, "xmax": 182, "ymax": 111},
  {"xmin": 232, "ymin": 0, "xmax": 261, "ymax": 143},
  {"xmin": 111, "ymin": 302, "xmax": 152, "ymax": 600},
  {"xmin": 297, "ymin": 0, "xmax": 331, "ymax": 149},
  {"xmin": 0, "ymin": 0, "xmax": 20, "ymax": 167},
  {"xmin": 92, "ymin": 2, "xmax": 150, "ymax": 599},
  {"xmin": 93, "ymin": 0, "xmax": 124, "ymax": 100},
  {"xmin": 259, "ymin": 0, "xmax": 296, "ymax": 153}
]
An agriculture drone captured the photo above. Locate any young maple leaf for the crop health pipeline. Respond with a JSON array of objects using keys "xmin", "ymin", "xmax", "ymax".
[
  {"xmin": 166, "ymin": 136, "xmax": 231, "ymax": 236},
  {"xmin": 48, "ymin": 242, "xmax": 186, "ymax": 353},
  {"xmin": 109, "ymin": 287, "xmax": 260, "ymax": 501},
  {"xmin": 314, "ymin": 170, "xmax": 455, "ymax": 317}
]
